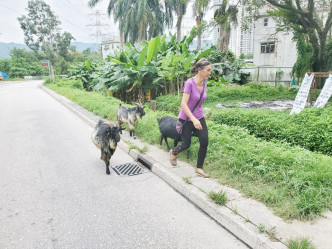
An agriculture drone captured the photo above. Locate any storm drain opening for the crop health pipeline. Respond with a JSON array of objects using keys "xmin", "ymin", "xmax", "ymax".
[{"xmin": 112, "ymin": 162, "xmax": 144, "ymax": 177}]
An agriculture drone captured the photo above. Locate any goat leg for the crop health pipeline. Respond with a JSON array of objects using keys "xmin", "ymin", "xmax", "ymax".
[
  {"xmin": 105, "ymin": 161, "xmax": 110, "ymax": 175},
  {"xmin": 164, "ymin": 137, "xmax": 170, "ymax": 150}
]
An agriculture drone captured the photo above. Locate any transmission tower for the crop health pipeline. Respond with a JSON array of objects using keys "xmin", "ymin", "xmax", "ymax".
[{"xmin": 87, "ymin": 10, "xmax": 110, "ymax": 44}]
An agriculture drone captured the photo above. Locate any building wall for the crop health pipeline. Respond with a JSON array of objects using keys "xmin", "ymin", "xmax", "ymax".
[
  {"xmin": 253, "ymin": 16, "xmax": 297, "ymax": 67},
  {"xmin": 101, "ymin": 38, "xmax": 121, "ymax": 59}
]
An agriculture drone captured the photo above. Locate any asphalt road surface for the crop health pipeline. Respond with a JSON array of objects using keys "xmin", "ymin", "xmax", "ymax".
[{"xmin": 0, "ymin": 80, "xmax": 249, "ymax": 249}]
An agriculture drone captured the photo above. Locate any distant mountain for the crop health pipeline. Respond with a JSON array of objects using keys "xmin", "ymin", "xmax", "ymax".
[
  {"xmin": 0, "ymin": 42, "xmax": 99, "ymax": 59},
  {"xmin": 0, "ymin": 43, "xmax": 29, "ymax": 59}
]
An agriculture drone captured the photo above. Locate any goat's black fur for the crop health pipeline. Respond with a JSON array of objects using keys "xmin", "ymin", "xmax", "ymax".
[
  {"xmin": 91, "ymin": 120, "xmax": 121, "ymax": 175},
  {"xmin": 157, "ymin": 115, "xmax": 196, "ymax": 158}
]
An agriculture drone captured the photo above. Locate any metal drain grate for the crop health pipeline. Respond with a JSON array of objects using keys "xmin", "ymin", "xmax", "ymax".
[{"xmin": 112, "ymin": 163, "xmax": 144, "ymax": 177}]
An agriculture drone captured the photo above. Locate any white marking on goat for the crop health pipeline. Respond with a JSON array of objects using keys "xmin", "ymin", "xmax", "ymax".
[{"xmin": 109, "ymin": 140, "xmax": 117, "ymax": 149}]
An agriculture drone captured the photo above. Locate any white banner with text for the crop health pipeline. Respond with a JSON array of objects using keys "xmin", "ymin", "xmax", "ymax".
[
  {"xmin": 290, "ymin": 73, "xmax": 315, "ymax": 115},
  {"xmin": 313, "ymin": 74, "xmax": 332, "ymax": 108}
]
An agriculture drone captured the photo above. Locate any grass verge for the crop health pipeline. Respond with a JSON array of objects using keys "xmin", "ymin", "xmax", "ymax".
[{"xmin": 45, "ymin": 80, "xmax": 332, "ymax": 221}]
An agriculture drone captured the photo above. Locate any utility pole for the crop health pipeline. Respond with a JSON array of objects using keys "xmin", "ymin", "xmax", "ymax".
[{"xmin": 87, "ymin": 10, "xmax": 110, "ymax": 50}]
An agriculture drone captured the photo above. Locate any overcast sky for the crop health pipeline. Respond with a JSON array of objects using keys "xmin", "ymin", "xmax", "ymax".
[{"xmin": 0, "ymin": 0, "xmax": 119, "ymax": 44}]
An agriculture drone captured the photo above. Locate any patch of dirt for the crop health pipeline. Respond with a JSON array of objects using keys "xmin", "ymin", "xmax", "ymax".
[{"xmin": 216, "ymin": 100, "xmax": 295, "ymax": 110}]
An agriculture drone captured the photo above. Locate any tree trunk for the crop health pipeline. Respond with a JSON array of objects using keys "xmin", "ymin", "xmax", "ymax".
[
  {"xmin": 310, "ymin": 33, "xmax": 327, "ymax": 72},
  {"xmin": 50, "ymin": 64, "xmax": 55, "ymax": 81},
  {"xmin": 176, "ymin": 7, "xmax": 183, "ymax": 42},
  {"xmin": 120, "ymin": 30, "xmax": 124, "ymax": 48},
  {"xmin": 318, "ymin": 33, "xmax": 327, "ymax": 71},
  {"xmin": 196, "ymin": 16, "xmax": 202, "ymax": 50},
  {"xmin": 218, "ymin": 24, "xmax": 230, "ymax": 51}
]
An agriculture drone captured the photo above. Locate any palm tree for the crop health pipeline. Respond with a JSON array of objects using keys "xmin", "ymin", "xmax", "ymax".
[
  {"xmin": 213, "ymin": 0, "xmax": 239, "ymax": 51},
  {"xmin": 166, "ymin": 0, "xmax": 189, "ymax": 41},
  {"xmin": 89, "ymin": 0, "xmax": 169, "ymax": 44},
  {"xmin": 193, "ymin": 0, "xmax": 210, "ymax": 50}
]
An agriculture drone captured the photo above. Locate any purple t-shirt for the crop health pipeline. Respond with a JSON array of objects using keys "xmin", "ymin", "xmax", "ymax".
[{"xmin": 179, "ymin": 77, "xmax": 207, "ymax": 121}]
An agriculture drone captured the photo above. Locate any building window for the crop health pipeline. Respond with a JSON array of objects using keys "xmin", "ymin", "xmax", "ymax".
[
  {"xmin": 260, "ymin": 42, "xmax": 275, "ymax": 54},
  {"xmin": 264, "ymin": 18, "xmax": 269, "ymax": 26}
]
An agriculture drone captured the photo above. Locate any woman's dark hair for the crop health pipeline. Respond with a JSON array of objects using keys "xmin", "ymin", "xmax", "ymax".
[{"xmin": 191, "ymin": 58, "xmax": 211, "ymax": 73}]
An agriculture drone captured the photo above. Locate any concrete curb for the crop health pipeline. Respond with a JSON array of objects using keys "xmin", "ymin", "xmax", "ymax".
[{"xmin": 42, "ymin": 85, "xmax": 287, "ymax": 249}]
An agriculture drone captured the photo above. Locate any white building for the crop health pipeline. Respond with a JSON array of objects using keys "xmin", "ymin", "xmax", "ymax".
[
  {"xmin": 253, "ymin": 14, "xmax": 297, "ymax": 67},
  {"xmin": 101, "ymin": 37, "xmax": 121, "ymax": 59}
]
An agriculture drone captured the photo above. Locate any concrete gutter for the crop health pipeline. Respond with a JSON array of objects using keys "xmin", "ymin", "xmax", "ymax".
[{"xmin": 42, "ymin": 85, "xmax": 332, "ymax": 249}]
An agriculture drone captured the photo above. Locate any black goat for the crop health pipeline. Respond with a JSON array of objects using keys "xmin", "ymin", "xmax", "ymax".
[
  {"xmin": 117, "ymin": 103, "xmax": 145, "ymax": 139},
  {"xmin": 157, "ymin": 116, "xmax": 181, "ymax": 150},
  {"xmin": 157, "ymin": 115, "xmax": 196, "ymax": 158},
  {"xmin": 91, "ymin": 120, "xmax": 121, "ymax": 175}
]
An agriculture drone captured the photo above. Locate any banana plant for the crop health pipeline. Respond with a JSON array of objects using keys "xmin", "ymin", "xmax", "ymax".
[{"xmin": 106, "ymin": 36, "xmax": 161, "ymax": 102}]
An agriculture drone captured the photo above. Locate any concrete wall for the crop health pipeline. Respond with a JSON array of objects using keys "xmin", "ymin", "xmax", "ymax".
[
  {"xmin": 240, "ymin": 66, "xmax": 293, "ymax": 86},
  {"xmin": 101, "ymin": 38, "xmax": 121, "ymax": 59},
  {"xmin": 253, "ymin": 16, "xmax": 297, "ymax": 67}
]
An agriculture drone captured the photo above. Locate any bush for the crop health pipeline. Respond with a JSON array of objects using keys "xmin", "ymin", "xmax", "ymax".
[
  {"xmin": 205, "ymin": 83, "xmax": 298, "ymax": 104},
  {"xmin": 46, "ymin": 81, "xmax": 332, "ymax": 220},
  {"xmin": 156, "ymin": 94, "xmax": 181, "ymax": 115},
  {"xmin": 211, "ymin": 107, "xmax": 332, "ymax": 155},
  {"xmin": 52, "ymin": 78, "xmax": 83, "ymax": 89}
]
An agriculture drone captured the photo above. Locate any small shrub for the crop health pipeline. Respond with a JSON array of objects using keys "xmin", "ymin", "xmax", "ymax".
[
  {"xmin": 257, "ymin": 224, "xmax": 266, "ymax": 233},
  {"xmin": 209, "ymin": 190, "xmax": 227, "ymax": 205},
  {"xmin": 287, "ymin": 238, "xmax": 316, "ymax": 249},
  {"xmin": 183, "ymin": 177, "xmax": 192, "ymax": 184}
]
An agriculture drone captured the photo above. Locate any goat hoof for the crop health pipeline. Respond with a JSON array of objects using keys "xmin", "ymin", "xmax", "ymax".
[{"xmin": 106, "ymin": 170, "xmax": 110, "ymax": 175}]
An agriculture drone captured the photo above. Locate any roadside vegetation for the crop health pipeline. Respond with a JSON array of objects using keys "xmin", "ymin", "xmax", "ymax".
[{"xmin": 45, "ymin": 78, "xmax": 332, "ymax": 221}]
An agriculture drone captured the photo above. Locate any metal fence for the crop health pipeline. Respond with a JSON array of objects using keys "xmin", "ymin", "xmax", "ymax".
[
  {"xmin": 240, "ymin": 66, "xmax": 294, "ymax": 87},
  {"xmin": 24, "ymin": 76, "xmax": 47, "ymax": 80}
]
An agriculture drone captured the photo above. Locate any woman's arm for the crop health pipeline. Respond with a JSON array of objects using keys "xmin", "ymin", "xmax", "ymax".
[{"xmin": 181, "ymin": 93, "xmax": 203, "ymax": 130}]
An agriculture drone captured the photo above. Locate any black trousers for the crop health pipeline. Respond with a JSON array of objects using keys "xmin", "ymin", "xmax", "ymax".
[{"xmin": 172, "ymin": 117, "xmax": 208, "ymax": 168}]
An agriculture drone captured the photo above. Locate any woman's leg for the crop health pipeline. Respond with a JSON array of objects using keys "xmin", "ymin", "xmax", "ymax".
[
  {"xmin": 195, "ymin": 118, "xmax": 209, "ymax": 169},
  {"xmin": 172, "ymin": 121, "xmax": 194, "ymax": 155}
]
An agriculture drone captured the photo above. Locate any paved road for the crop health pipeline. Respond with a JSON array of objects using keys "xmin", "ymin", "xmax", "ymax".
[{"xmin": 0, "ymin": 81, "xmax": 249, "ymax": 249}]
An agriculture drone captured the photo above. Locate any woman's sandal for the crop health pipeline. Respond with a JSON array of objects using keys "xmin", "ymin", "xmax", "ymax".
[
  {"xmin": 169, "ymin": 150, "xmax": 177, "ymax": 166},
  {"xmin": 195, "ymin": 168, "xmax": 210, "ymax": 178}
]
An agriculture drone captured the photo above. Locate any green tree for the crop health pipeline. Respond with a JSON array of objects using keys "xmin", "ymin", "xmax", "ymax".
[
  {"xmin": 193, "ymin": 0, "xmax": 210, "ymax": 50},
  {"xmin": 0, "ymin": 59, "xmax": 11, "ymax": 75},
  {"xmin": 245, "ymin": 0, "xmax": 332, "ymax": 72},
  {"xmin": 18, "ymin": 0, "xmax": 74, "ymax": 80},
  {"xmin": 166, "ymin": 0, "xmax": 189, "ymax": 41},
  {"xmin": 9, "ymin": 48, "xmax": 48, "ymax": 78},
  {"xmin": 213, "ymin": 0, "xmax": 239, "ymax": 51},
  {"xmin": 89, "ymin": 0, "xmax": 170, "ymax": 44}
]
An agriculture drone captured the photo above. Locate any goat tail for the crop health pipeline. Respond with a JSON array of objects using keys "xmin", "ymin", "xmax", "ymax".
[{"xmin": 96, "ymin": 119, "xmax": 104, "ymax": 129}]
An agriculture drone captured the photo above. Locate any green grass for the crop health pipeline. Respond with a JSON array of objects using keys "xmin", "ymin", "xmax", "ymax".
[
  {"xmin": 257, "ymin": 224, "xmax": 266, "ymax": 233},
  {"xmin": 45, "ymin": 80, "xmax": 332, "ymax": 221},
  {"xmin": 209, "ymin": 190, "xmax": 227, "ymax": 205},
  {"xmin": 155, "ymin": 83, "xmax": 300, "ymax": 116},
  {"xmin": 183, "ymin": 177, "xmax": 192, "ymax": 184},
  {"xmin": 287, "ymin": 238, "xmax": 316, "ymax": 249},
  {"xmin": 211, "ymin": 107, "xmax": 332, "ymax": 156}
]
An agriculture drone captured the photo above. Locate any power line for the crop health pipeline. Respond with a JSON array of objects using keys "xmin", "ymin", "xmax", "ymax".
[{"xmin": 87, "ymin": 10, "xmax": 110, "ymax": 44}]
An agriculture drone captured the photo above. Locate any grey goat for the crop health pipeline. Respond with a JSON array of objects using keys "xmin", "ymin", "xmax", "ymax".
[
  {"xmin": 117, "ymin": 103, "xmax": 145, "ymax": 139},
  {"xmin": 91, "ymin": 120, "xmax": 121, "ymax": 175}
]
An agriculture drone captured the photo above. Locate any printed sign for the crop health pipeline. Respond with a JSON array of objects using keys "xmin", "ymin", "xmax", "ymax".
[
  {"xmin": 313, "ymin": 75, "xmax": 332, "ymax": 108},
  {"xmin": 42, "ymin": 60, "xmax": 49, "ymax": 67},
  {"xmin": 290, "ymin": 73, "xmax": 314, "ymax": 115}
]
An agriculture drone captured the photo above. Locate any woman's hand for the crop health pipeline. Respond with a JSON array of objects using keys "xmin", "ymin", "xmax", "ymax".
[{"xmin": 193, "ymin": 118, "xmax": 202, "ymax": 130}]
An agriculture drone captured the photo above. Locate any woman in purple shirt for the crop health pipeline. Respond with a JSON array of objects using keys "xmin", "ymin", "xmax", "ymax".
[{"xmin": 170, "ymin": 58, "xmax": 212, "ymax": 178}]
